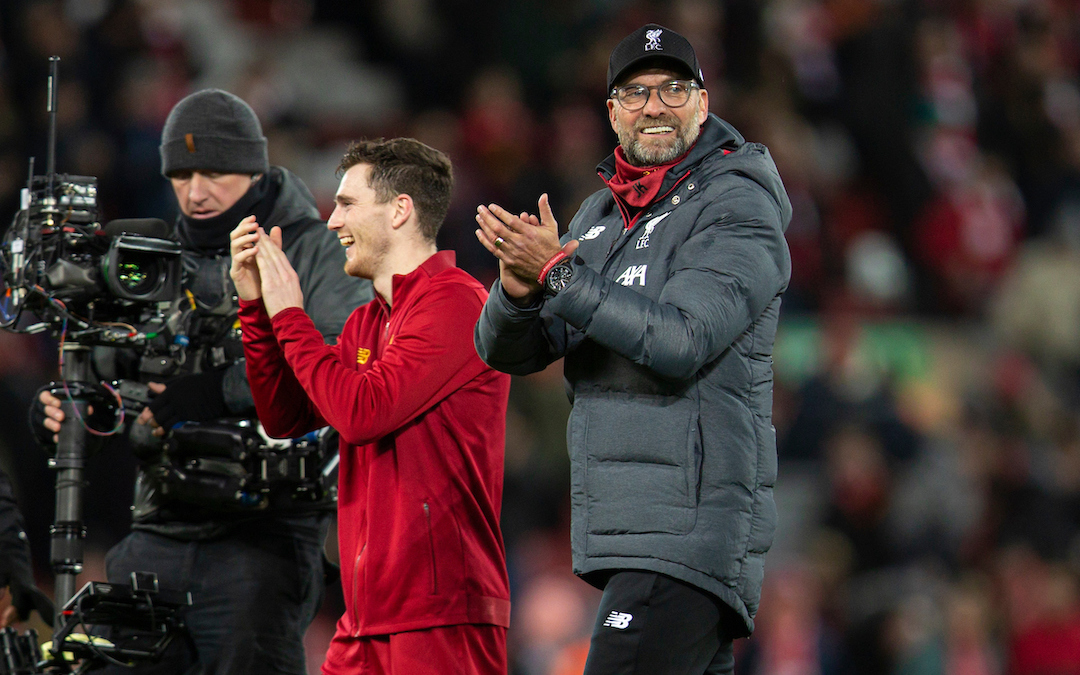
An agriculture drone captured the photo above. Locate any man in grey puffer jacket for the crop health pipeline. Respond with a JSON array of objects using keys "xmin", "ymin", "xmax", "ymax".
[{"xmin": 474, "ymin": 24, "xmax": 791, "ymax": 675}]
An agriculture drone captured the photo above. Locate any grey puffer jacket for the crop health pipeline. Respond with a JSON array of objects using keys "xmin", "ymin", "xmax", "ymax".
[{"xmin": 475, "ymin": 114, "xmax": 791, "ymax": 635}]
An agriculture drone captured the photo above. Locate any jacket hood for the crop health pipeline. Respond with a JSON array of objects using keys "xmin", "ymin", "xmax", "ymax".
[{"xmin": 598, "ymin": 113, "xmax": 792, "ymax": 233}]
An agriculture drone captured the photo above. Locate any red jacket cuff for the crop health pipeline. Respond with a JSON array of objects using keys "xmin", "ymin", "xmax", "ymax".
[
  {"xmin": 238, "ymin": 298, "xmax": 273, "ymax": 338},
  {"xmin": 269, "ymin": 306, "xmax": 307, "ymax": 325}
]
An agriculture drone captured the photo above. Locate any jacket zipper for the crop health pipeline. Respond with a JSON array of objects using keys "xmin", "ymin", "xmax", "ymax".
[
  {"xmin": 605, "ymin": 169, "xmax": 692, "ymax": 261},
  {"xmin": 351, "ymin": 544, "xmax": 365, "ymax": 635},
  {"xmin": 423, "ymin": 502, "xmax": 437, "ymax": 594}
]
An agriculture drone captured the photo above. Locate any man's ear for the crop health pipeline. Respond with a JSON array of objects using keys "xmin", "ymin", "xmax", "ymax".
[{"xmin": 390, "ymin": 194, "xmax": 414, "ymax": 230}]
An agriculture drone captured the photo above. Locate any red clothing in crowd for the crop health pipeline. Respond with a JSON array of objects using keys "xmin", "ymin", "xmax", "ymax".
[
  {"xmin": 1009, "ymin": 612, "xmax": 1080, "ymax": 675},
  {"xmin": 238, "ymin": 251, "xmax": 511, "ymax": 669}
]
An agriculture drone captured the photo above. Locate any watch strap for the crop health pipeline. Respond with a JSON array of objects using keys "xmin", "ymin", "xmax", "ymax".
[{"xmin": 537, "ymin": 251, "xmax": 569, "ymax": 285}]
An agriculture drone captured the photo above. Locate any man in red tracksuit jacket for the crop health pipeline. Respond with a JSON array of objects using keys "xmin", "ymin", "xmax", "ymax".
[{"xmin": 229, "ymin": 137, "xmax": 511, "ymax": 675}]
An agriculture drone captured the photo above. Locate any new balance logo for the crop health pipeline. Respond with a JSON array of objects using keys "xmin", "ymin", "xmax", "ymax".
[
  {"xmin": 616, "ymin": 264, "xmax": 647, "ymax": 287},
  {"xmin": 581, "ymin": 226, "xmax": 606, "ymax": 240},
  {"xmin": 603, "ymin": 611, "xmax": 634, "ymax": 629}
]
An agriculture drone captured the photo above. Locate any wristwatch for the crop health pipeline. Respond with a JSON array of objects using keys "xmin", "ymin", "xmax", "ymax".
[{"xmin": 544, "ymin": 259, "xmax": 574, "ymax": 295}]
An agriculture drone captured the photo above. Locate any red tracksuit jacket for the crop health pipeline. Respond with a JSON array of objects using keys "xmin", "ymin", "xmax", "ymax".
[{"xmin": 239, "ymin": 251, "xmax": 511, "ymax": 646}]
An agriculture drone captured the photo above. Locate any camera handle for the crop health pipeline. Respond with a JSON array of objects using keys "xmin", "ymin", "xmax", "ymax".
[{"xmin": 49, "ymin": 343, "xmax": 92, "ymax": 619}]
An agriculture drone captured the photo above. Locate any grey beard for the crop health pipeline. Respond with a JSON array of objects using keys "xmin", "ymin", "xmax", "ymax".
[{"xmin": 619, "ymin": 115, "xmax": 703, "ymax": 167}]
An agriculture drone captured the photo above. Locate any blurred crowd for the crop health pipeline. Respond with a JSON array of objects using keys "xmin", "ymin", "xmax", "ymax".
[{"xmin": 1, "ymin": 0, "xmax": 1080, "ymax": 673}]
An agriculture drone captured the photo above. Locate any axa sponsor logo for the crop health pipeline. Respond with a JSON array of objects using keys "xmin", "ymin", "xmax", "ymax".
[
  {"xmin": 603, "ymin": 611, "xmax": 634, "ymax": 629},
  {"xmin": 616, "ymin": 264, "xmax": 647, "ymax": 287},
  {"xmin": 581, "ymin": 226, "xmax": 606, "ymax": 240}
]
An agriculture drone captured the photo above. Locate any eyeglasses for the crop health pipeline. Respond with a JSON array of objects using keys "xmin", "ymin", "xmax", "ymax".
[{"xmin": 609, "ymin": 80, "xmax": 700, "ymax": 111}]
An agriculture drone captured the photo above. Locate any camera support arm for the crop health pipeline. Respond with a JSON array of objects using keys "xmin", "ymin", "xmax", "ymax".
[{"xmin": 50, "ymin": 344, "xmax": 91, "ymax": 615}]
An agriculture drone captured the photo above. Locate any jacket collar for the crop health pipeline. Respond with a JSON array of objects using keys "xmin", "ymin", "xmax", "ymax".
[
  {"xmin": 597, "ymin": 113, "xmax": 744, "ymax": 186},
  {"xmin": 380, "ymin": 250, "xmax": 457, "ymax": 311},
  {"xmin": 176, "ymin": 166, "xmax": 323, "ymax": 256}
]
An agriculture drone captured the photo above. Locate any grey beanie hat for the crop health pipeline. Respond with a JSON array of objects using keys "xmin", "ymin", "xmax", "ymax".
[{"xmin": 160, "ymin": 89, "xmax": 269, "ymax": 177}]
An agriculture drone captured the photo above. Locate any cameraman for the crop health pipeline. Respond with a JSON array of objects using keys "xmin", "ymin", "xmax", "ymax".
[{"xmin": 35, "ymin": 89, "xmax": 372, "ymax": 675}]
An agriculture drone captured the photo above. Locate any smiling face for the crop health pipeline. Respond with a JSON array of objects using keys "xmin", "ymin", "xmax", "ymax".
[
  {"xmin": 169, "ymin": 170, "xmax": 254, "ymax": 219},
  {"xmin": 327, "ymin": 163, "xmax": 393, "ymax": 280},
  {"xmin": 607, "ymin": 68, "xmax": 709, "ymax": 167}
]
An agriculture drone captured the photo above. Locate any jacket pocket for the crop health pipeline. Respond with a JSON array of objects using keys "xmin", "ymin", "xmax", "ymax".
[{"xmin": 574, "ymin": 395, "xmax": 702, "ymax": 535}]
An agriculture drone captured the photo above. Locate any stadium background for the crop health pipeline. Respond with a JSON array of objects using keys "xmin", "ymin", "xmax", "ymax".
[{"xmin": 1, "ymin": 0, "xmax": 1079, "ymax": 673}]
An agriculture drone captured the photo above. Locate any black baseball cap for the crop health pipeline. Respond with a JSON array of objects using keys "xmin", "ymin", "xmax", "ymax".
[{"xmin": 607, "ymin": 23, "xmax": 704, "ymax": 91}]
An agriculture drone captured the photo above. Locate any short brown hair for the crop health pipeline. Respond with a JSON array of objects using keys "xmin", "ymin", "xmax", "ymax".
[{"xmin": 338, "ymin": 138, "xmax": 453, "ymax": 243}]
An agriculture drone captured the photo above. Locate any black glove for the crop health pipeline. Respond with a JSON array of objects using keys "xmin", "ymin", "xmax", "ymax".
[
  {"xmin": 6, "ymin": 577, "xmax": 54, "ymax": 627},
  {"xmin": 0, "ymin": 534, "xmax": 53, "ymax": 627},
  {"xmin": 147, "ymin": 369, "xmax": 229, "ymax": 430},
  {"xmin": 28, "ymin": 383, "xmax": 116, "ymax": 453},
  {"xmin": 27, "ymin": 392, "xmax": 56, "ymax": 452}
]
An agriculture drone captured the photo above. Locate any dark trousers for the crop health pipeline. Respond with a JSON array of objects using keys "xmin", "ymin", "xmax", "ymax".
[
  {"xmin": 99, "ymin": 516, "xmax": 326, "ymax": 675},
  {"xmin": 584, "ymin": 571, "xmax": 738, "ymax": 675}
]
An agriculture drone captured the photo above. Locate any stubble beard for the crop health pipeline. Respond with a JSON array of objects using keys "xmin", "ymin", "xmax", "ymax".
[
  {"xmin": 618, "ymin": 106, "xmax": 705, "ymax": 167},
  {"xmin": 344, "ymin": 233, "xmax": 390, "ymax": 280}
]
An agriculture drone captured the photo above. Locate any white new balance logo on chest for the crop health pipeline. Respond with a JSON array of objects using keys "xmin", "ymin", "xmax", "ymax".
[{"xmin": 603, "ymin": 611, "xmax": 633, "ymax": 629}]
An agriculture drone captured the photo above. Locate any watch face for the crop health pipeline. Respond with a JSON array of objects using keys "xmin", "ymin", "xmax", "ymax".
[{"xmin": 545, "ymin": 262, "xmax": 573, "ymax": 294}]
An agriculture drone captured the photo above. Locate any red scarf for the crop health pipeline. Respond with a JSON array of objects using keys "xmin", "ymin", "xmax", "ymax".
[{"xmin": 606, "ymin": 146, "xmax": 683, "ymax": 212}]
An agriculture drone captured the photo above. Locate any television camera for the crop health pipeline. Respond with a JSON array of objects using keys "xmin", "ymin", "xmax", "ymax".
[
  {"xmin": 0, "ymin": 58, "xmax": 337, "ymax": 673},
  {"xmin": 0, "ymin": 56, "xmax": 192, "ymax": 675}
]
